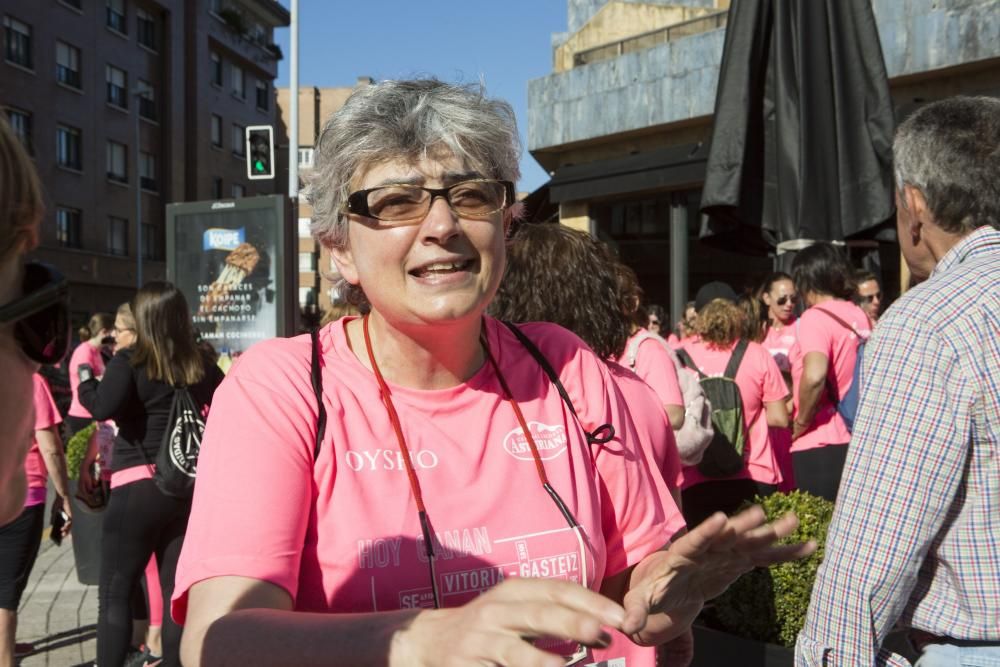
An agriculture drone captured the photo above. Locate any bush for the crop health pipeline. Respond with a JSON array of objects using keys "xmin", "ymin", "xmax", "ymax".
[
  {"xmin": 708, "ymin": 490, "xmax": 834, "ymax": 647},
  {"xmin": 65, "ymin": 423, "xmax": 96, "ymax": 481}
]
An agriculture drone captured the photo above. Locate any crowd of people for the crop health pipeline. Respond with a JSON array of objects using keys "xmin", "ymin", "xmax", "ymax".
[{"xmin": 0, "ymin": 81, "xmax": 996, "ymax": 667}]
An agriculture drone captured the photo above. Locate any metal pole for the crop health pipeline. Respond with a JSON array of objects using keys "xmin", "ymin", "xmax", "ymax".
[
  {"xmin": 288, "ymin": 0, "xmax": 299, "ymax": 199},
  {"xmin": 669, "ymin": 193, "xmax": 689, "ymax": 329},
  {"xmin": 135, "ymin": 93, "xmax": 143, "ymax": 288}
]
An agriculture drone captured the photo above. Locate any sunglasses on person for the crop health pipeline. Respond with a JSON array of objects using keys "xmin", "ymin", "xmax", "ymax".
[
  {"xmin": 0, "ymin": 262, "xmax": 70, "ymax": 364},
  {"xmin": 775, "ymin": 294, "xmax": 798, "ymax": 306},
  {"xmin": 859, "ymin": 292, "xmax": 882, "ymax": 303}
]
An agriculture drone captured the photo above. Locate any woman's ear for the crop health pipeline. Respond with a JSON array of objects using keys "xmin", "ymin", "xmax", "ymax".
[{"xmin": 329, "ymin": 243, "xmax": 359, "ymax": 286}]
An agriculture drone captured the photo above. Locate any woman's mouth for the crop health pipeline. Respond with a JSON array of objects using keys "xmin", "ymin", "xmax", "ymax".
[{"xmin": 410, "ymin": 260, "xmax": 474, "ymax": 278}]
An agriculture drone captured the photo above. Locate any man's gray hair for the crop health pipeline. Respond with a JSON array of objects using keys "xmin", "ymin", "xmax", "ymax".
[{"xmin": 893, "ymin": 96, "xmax": 1000, "ymax": 234}]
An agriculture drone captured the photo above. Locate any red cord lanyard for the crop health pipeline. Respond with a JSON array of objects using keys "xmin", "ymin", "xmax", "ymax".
[{"xmin": 361, "ymin": 315, "xmax": 585, "ymax": 609}]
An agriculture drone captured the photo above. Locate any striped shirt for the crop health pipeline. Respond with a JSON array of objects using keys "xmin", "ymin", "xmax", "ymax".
[{"xmin": 795, "ymin": 225, "xmax": 1000, "ymax": 666}]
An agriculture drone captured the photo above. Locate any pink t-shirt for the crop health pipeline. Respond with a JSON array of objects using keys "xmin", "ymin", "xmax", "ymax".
[
  {"xmin": 617, "ymin": 331, "xmax": 684, "ymax": 409},
  {"xmin": 761, "ymin": 318, "xmax": 799, "ymax": 375},
  {"xmin": 173, "ymin": 317, "xmax": 681, "ymax": 663},
  {"xmin": 665, "ymin": 332, "xmax": 682, "ymax": 349},
  {"xmin": 605, "ymin": 361, "xmax": 682, "ymax": 494},
  {"xmin": 68, "ymin": 342, "xmax": 105, "ymax": 418},
  {"xmin": 789, "ymin": 300, "xmax": 871, "ymax": 453},
  {"xmin": 677, "ymin": 339, "xmax": 789, "ymax": 488},
  {"xmin": 25, "ymin": 374, "xmax": 61, "ymax": 507}
]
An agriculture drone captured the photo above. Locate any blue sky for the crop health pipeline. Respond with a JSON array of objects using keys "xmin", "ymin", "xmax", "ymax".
[{"xmin": 272, "ymin": 1, "xmax": 569, "ymax": 193}]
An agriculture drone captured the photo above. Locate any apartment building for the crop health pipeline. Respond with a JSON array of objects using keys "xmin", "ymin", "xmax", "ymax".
[{"xmin": 0, "ymin": 0, "xmax": 289, "ymax": 322}]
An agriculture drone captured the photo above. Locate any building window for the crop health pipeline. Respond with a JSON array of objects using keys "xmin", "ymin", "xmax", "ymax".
[
  {"xmin": 211, "ymin": 114, "xmax": 222, "ymax": 147},
  {"xmin": 106, "ymin": 0, "xmax": 127, "ymax": 34},
  {"xmin": 106, "ymin": 140, "xmax": 128, "ymax": 183},
  {"xmin": 56, "ymin": 207, "xmax": 82, "ymax": 248},
  {"xmin": 56, "ymin": 41, "xmax": 81, "ymax": 89},
  {"xmin": 231, "ymin": 63, "xmax": 244, "ymax": 99},
  {"xmin": 212, "ymin": 177, "xmax": 223, "ymax": 199},
  {"xmin": 297, "ymin": 217, "xmax": 311, "ymax": 238},
  {"xmin": 3, "ymin": 16, "xmax": 32, "ymax": 69},
  {"xmin": 5, "ymin": 108, "xmax": 32, "ymax": 154},
  {"xmin": 56, "ymin": 125, "xmax": 82, "ymax": 170},
  {"xmin": 106, "ymin": 64, "xmax": 127, "ymax": 108},
  {"xmin": 231, "ymin": 124, "xmax": 245, "ymax": 156},
  {"xmin": 139, "ymin": 151, "xmax": 156, "ymax": 191},
  {"xmin": 136, "ymin": 8, "xmax": 157, "ymax": 50},
  {"xmin": 298, "ymin": 252, "xmax": 316, "ymax": 272},
  {"xmin": 141, "ymin": 222, "xmax": 157, "ymax": 259},
  {"xmin": 298, "ymin": 148, "xmax": 314, "ymax": 169},
  {"xmin": 231, "ymin": 183, "xmax": 245, "ymax": 198},
  {"xmin": 298, "ymin": 287, "xmax": 315, "ymax": 308},
  {"xmin": 210, "ymin": 51, "xmax": 222, "ymax": 87},
  {"xmin": 255, "ymin": 80, "xmax": 269, "ymax": 110},
  {"xmin": 137, "ymin": 79, "xmax": 156, "ymax": 121},
  {"xmin": 108, "ymin": 216, "xmax": 128, "ymax": 256}
]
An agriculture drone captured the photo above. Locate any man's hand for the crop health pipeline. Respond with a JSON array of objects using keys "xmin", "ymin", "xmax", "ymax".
[
  {"xmin": 392, "ymin": 578, "xmax": 626, "ymax": 667},
  {"xmin": 621, "ymin": 506, "xmax": 816, "ymax": 644}
]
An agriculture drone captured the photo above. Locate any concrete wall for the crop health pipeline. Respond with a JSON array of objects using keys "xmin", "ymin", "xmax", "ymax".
[
  {"xmin": 530, "ymin": 0, "xmax": 1000, "ymax": 152},
  {"xmin": 567, "ymin": 0, "xmax": 720, "ymax": 34}
]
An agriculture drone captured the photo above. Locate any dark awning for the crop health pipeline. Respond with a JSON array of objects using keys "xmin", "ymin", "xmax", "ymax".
[{"xmin": 547, "ymin": 141, "xmax": 710, "ymax": 203}]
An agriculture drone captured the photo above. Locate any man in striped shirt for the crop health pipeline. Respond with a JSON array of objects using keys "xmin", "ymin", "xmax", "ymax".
[{"xmin": 796, "ymin": 96, "xmax": 1000, "ymax": 666}]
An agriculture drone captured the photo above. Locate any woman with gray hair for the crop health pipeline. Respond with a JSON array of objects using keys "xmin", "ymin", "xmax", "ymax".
[{"xmin": 173, "ymin": 79, "xmax": 812, "ymax": 667}]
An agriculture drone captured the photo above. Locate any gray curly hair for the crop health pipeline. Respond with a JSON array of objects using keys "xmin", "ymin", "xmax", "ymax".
[{"xmin": 304, "ymin": 79, "xmax": 522, "ymax": 306}]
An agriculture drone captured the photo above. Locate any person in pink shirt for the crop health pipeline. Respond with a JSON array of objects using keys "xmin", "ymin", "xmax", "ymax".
[
  {"xmin": 66, "ymin": 313, "xmax": 114, "ymax": 436},
  {"xmin": 758, "ymin": 272, "xmax": 799, "ymax": 491},
  {"xmin": 490, "ymin": 222, "xmax": 691, "ymax": 667},
  {"xmin": 171, "ymin": 79, "xmax": 814, "ymax": 667},
  {"xmin": 789, "ymin": 243, "xmax": 872, "ymax": 501},
  {"xmin": 677, "ymin": 286, "xmax": 790, "ymax": 529},
  {"xmin": 0, "ymin": 374, "xmax": 72, "ymax": 665}
]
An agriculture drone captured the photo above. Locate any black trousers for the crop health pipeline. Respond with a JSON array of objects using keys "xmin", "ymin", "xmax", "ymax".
[
  {"xmin": 681, "ymin": 479, "xmax": 778, "ymax": 529},
  {"xmin": 792, "ymin": 443, "xmax": 849, "ymax": 503},
  {"xmin": 97, "ymin": 479, "xmax": 189, "ymax": 667},
  {"xmin": 0, "ymin": 504, "xmax": 45, "ymax": 610}
]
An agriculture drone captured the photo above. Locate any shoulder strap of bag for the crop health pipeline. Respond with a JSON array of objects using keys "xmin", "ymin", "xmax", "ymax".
[
  {"xmin": 624, "ymin": 329, "xmax": 655, "ymax": 369},
  {"xmin": 311, "ymin": 327, "xmax": 327, "ymax": 460},
  {"xmin": 502, "ymin": 321, "xmax": 614, "ymax": 445},
  {"xmin": 814, "ymin": 307, "xmax": 867, "ymax": 339},
  {"xmin": 723, "ymin": 339, "xmax": 750, "ymax": 380},
  {"xmin": 674, "ymin": 347, "xmax": 707, "ymax": 379}
]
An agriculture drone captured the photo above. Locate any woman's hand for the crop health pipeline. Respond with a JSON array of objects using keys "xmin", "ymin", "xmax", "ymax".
[
  {"xmin": 78, "ymin": 453, "xmax": 98, "ymax": 495},
  {"xmin": 391, "ymin": 578, "xmax": 626, "ymax": 667},
  {"xmin": 620, "ymin": 506, "xmax": 816, "ymax": 644}
]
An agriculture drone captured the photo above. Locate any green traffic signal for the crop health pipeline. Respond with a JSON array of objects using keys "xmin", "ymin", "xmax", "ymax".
[{"xmin": 254, "ymin": 160, "xmax": 265, "ymax": 173}]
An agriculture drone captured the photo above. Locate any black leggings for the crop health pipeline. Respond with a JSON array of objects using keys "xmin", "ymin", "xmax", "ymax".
[
  {"xmin": 792, "ymin": 444, "xmax": 849, "ymax": 502},
  {"xmin": 97, "ymin": 479, "xmax": 189, "ymax": 667},
  {"xmin": 0, "ymin": 504, "xmax": 45, "ymax": 610},
  {"xmin": 681, "ymin": 479, "xmax": 778, "ymax": 529}
]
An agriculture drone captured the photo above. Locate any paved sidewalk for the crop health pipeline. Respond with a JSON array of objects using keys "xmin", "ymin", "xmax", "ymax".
[{"xmin": 15, "ymin": 536, "xmax": 97, "ymax": 667}]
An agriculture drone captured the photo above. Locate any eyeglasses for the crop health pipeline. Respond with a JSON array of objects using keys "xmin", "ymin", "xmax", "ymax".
[
  {"xmin": 345, "ymin": 179, "xmax": 515, "ymax": 224},
  {"xmin": 0, "ymin": 262, "xmax": 70, "ymax": 365},
  {"xmin": 775, "ymin": 294, "xmax": 799, "ymax": 306},
  {"xmin": 859, "ymin": 292, "xmax": 882, "ymax": 303},
  {"xmin": 362, "ymin": 315, "xmax": 592, "ymax": 665},
  {"xmin": 114, "ymin": 326, "xmax": 134, "ymax": 335}
]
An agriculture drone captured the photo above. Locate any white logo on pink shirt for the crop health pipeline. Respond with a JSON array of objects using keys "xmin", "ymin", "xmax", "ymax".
[
  {"xmin": 503, "ymin": 422, "xmax": 568, "ymax": 461},
  {"xmin": 344, "ymin": 448, "xmax": 439, "ymax": 472}
]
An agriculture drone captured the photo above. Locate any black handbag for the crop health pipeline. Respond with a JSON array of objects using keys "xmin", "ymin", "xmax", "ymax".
[{"xmin": 153, "ymin": 386, "xmax": 205, "ymax": 498}]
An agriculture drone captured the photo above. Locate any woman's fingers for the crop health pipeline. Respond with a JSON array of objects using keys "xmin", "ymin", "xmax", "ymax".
[
  {"xmin": 480, "ymin": 600, "xmax": 610, "ymax": 647},
  {"xmin": 497, "ymin": 578, "xmax": 625, "ymax": 629}
]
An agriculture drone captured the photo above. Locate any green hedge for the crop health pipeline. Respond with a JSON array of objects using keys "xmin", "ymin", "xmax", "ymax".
[
  {"xmin": 708, "ymin": 490, "xmax": 834, "ymax": 647},
  {"xmin": 65, "ymin": 422, "xmax": 96, "ymax": 480}
]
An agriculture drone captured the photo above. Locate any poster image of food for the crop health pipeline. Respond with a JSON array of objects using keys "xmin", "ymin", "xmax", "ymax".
[{"xmin": 166, "ymin": 197, "xmax": 286, "ymax": 356}]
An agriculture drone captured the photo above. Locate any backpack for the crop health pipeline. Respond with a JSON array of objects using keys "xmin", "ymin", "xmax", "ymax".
[
  {"xmin": 675, "ymin": 339, "xmax": 749, "ymax": 478},
  {"xmin": 813, "ymin": 308, "xmax": 870, "ymax": 433},
  {"xmin": 624, "ymin": 330, "xmax": 714, "ymax": 466},
  {"xmin": 154, "ymin": 386, "xmax": 207, "ymax": 498}
]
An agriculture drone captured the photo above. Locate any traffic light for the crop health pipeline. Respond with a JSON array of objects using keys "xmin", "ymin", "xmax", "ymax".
[{"xmin": 245, "ymin": 125, "xmax": 274, "ymax": 180}]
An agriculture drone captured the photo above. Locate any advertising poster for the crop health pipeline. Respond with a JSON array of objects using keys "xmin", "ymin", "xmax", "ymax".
[{"xmin": 166, "ymin": 196, "xmax": 287, "ymax": 358}]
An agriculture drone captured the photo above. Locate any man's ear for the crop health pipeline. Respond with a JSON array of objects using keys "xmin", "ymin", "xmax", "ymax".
[{"xmin": 902, "ymin": 185, "xmax": 929, "ymax": 240}]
